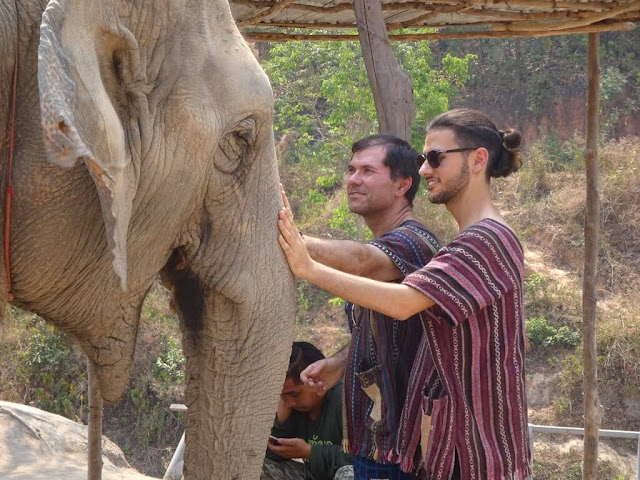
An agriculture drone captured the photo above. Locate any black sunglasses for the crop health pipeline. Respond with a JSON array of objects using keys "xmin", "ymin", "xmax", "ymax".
[{"xmin": 418, "ymin": 148, "xmax": 478, "ymax": 169}]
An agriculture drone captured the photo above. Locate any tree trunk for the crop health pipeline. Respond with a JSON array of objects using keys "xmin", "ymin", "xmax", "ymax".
[
  {"xmin": 582, "ymin": 32, "xmax": 603, "ymax": 480},
  {"xmin": 88, "ymin": 359, "xmax": 103, "ymax": 480},
  {"xmin": 352, "ymin": 0, "xmax": 415, "ymax": 142}
]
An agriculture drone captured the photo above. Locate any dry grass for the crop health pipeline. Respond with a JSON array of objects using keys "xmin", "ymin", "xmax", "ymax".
[{"xmin": 532, "ymin": 435, "xmax": 636, "ymax": 479}]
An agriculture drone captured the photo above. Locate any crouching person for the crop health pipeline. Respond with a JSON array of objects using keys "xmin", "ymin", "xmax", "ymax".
[{"xmin": 262, "ymin": 342, "xmax": 353, "ymax": 480}]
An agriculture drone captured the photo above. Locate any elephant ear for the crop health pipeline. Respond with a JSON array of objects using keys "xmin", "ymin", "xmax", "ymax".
[{"xmin": 38, "ymin": 0, "xmax": 135, "ymax": 290}]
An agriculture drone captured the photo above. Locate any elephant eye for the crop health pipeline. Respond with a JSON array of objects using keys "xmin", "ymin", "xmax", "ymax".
[
  {"xmin": 234, "ymin": 117, "xmax": 257, "ymax": 146},
  {"xmin": 217, "ymin": 117, "xmax": 257, "ymax": 174}
]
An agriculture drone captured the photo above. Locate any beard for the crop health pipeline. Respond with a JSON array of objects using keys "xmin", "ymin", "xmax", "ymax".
[{"xmin": 429, "ymin": 160, "xmax": 470, "ymax": 205}]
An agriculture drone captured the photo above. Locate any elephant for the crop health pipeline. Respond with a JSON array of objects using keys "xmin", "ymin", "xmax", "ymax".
[{"xmin": 0, "ymin": 0, "xmax": 296, "ymax": 478}]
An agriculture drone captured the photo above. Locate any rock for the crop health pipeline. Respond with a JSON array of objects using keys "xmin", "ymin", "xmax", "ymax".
[{"xmin": 0, "ymin": 401, "xmax": 159, "ymax": 480}]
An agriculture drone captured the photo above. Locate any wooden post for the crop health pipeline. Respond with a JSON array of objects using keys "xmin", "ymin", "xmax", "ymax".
[
  {"xmin": 352, "ymin": 0, "xmax": 415, "ymax": 142},
  {"xmin": 87, "ymin": 359, "xmax": 103, "ymax": 480},
  {"xmin": 582, "ymin": 32, "xmax": 603, "ymax": 480}
]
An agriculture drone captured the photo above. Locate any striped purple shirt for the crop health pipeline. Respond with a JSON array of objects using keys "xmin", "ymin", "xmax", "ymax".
[
  {"xmin": 392, "ymin": 219, "xmax": 532, "ymax": 480},
  {"xmin": 343, "ymin": 220, "xmax": 440, "ymax": 463}
]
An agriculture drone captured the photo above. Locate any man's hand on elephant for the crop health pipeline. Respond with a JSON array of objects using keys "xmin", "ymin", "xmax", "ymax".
[
  {"xmin": 300, "ymin": 357, "xmax": 343, "ymax": 393},
  {"xmin": 266, "ymin": 437, "xmax": 312, "ymax": 460},
  {"xmin": 278, "ymin": 203, "xmax": 314, "ymax": 279},
  {"xmin": 280, "ymin": 184, "xmax": 293, "ymax": 212}
]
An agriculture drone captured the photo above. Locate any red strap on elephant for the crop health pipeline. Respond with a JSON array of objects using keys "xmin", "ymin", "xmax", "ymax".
[{"xmin": 4, "ymin": 39, "xmax": 18, "ymax": 302}]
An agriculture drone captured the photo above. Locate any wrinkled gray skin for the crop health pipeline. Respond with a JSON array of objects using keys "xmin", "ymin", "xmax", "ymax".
[{"xmin": 0, "ymin": 0, "xmax": 295, "ymax": 478}]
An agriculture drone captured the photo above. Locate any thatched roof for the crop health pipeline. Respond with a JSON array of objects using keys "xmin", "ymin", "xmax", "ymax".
[{"xmin": 230, "ymin": 0, "xmax": 640, "ymax": 41}]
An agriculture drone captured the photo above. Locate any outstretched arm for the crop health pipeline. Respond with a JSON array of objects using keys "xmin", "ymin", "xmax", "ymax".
[
  {"xmin": 278, "ymin": 207, "xmax": 434, "ymax": 320},
  {"xmin": 305, "ymin": 236, "xmax": 403, "ymax": 281},
  {"xmin": 281, "ymin": 188, "xmax": 402, "ymax": 281},
  {"xmin": 300, "ymin": 344, "xmax": 349, "ymax": 392}
]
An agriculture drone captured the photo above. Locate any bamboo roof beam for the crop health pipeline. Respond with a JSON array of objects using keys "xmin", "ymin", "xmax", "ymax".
[
  {"xmin": 245, "ymin": 8, "xmax": 636, "ymax": 30},
  {"xmin": 495, "ymin": 1, "xmax": 640, "ymax": 30},
  {"xmin": 234, "ymin": 1, "xmax": 354, "ymax": 14},
  {"xmin": 396, "ymin": 5, "xmax": 476, "ymax": 28},
  {"xmin": 431, "ymin": 0, "xmax": 632, "ymax": 11},
  {"xmin": 248, "ymin": 8, "xmax": 638, "ymax": 31},
  {"xmin": 233, "ymin": 0, "xmax": 638, "ymax": 16},
  {"xmin": 237, "ymin": 0, "xmax": 298, "ymax": 27},
  {"xmin": 242, "ymin": 21, "xmax": 635, "ymax": 41},
  {"xmin": 463, "ymin": 9, "xmax": 602, "ymax": 21}
]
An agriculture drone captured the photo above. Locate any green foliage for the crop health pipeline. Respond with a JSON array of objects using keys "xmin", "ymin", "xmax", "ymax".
[
  {"xmin": 329, "ymin": 196, "xmax": 361, "ymax": 240},
  {"xmin": 296, "ymin": 281, "xmax": 333, "ymax": 322},
  {"xmin": 544, "ymin": 134, "xmax": 582, "ymax": 171},
  {"xmin": 264, "ymin": 39, "xmax": 376, "ymax": 160},
  {"xmin": 516, "ymin": 135, "xmax": 584, "ymax": 201},
  {"xmin": 525, "ymin": 272, "xmax": 548, "ymax": 297},
  {"xmin": 553, "ymin": 327, "xmax": 580, "ymax": 348},
  {"xmin": 517, "ymin": 142, "xmax": 552, "ymax": 200},
  {"xmin": 21, "ymin": 322, "xmax": 71, "ymax": 372},
  {"xmin": 524, "ymin": 273, "xmax": 580, "ymax": 349},
  {"xmin": 154, "ymin": 336, "xmax": 185, "ymax": 385},
  {"xmin": 601, "ymin": 66, "xmax": 627, "ymax": 104},
  {"xmin": 526, "ymin": 316, "xmax": 580, "ymax": 348},
  {"xmin": 600, "ymin": 65, "xmax": 640, "ymax": 137},
  {"xmin": 17, "ymin": 319, "xmax": 86, "ymax": 419},
  {"xmin": 392, "ymin": 43, "xmax": 476, "ymax": 144},
  {"xmin": 315, "ymin": 173, "xmax": 340, "ymax": 191},
  {"xmin": 525, "ymin": 316, "xmax": 557, "ymax": 347},
  {"xmin": 306, "ymin": 189, "xmax": 328, "ymax": 205},
  {"xmin": 328, "ymin": 297, "xmax": 345, "ymax": 308},
  {"xmin": 552, "ymin": 350, "xmax": 584, "ymax": 416}
]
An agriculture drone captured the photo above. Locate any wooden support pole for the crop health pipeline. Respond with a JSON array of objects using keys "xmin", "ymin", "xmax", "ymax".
[
  {"xmin": 88, "ymin": 359, "xmax": 103, "ymax": 480},
  {"xmin": 352, "ymin": 0, "xmax": 415, "ymax": 142},
  {"xmin": 582, "ymin": 32, "xmax": 603, "ymax": 480}
]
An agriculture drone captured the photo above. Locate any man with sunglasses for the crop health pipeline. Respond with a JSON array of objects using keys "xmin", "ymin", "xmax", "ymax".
[
  {"xmin": 278, "ymin": 110, "xmax": 532, "ymax": 479},
  {"xmin": 286, "ymin": 134, "xmax": 440, "ymax": 480}
]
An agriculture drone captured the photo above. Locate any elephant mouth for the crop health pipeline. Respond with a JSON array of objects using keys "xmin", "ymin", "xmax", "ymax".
[{"xmin": 161, "ymin": 248, "xmax": 205, "ymax": 332}]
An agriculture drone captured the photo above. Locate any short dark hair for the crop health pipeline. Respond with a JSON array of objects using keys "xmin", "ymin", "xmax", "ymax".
[
  {"xmin": 427, "ymin": 109, "xmax": 523, "ymax": 181},
  {"xmin": 351, "ymin": 134, "xmax": 421, "ymax": 205},
  {"xmin": 286, "ymin": 342, "xmax": 325, "ymax": 384}
]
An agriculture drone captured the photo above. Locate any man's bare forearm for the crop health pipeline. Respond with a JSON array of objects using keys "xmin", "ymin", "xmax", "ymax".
[
  {"xmin": 305, "ymin": 236, "xmax": 364, "ymax": 273},
  {"xmin": 304, "ymin": 235, "xmax": 401, "ymax": 281},
  {"xmin": 330, "ymin": 343, "xmax": 349, "ymax": 373}
]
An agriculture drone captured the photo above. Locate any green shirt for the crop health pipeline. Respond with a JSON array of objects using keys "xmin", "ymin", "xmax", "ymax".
[{"xmin": 267, "ymin": 382, "xmax": 352, "ymax": 480}]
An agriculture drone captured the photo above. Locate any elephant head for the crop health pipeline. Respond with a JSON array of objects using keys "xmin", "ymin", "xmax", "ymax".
[{"xmin": 3, "ymin": 0, "xmax": 295, "ymax": 477}]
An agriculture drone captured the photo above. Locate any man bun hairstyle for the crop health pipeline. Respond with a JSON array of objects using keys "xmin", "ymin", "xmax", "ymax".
[
  {"xmin": 427, "ymin": 109, "xmax": 523, "ymax": 180},
  {"xmin": 286, "ymin": 341, "xmax": 325, "ymax": 384},
  {"xmin": 351, "ymin": 134, "xmax": 422, "ymax": 205}
]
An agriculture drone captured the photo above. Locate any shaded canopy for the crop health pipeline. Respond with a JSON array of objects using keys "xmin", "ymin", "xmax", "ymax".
[{"xmin": 230, "ymin": 0, "xmax": 640, "ymax": 40}]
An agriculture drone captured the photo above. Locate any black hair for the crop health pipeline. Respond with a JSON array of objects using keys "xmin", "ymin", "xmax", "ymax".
[
  {"xmin": 286, "ymin": 341, "xmax": 325, "ymax": 384},
  {"xmin": 427, "ymin": 109, "xmax": 523, "ymax": 180},
  {"xmin": 351, "ymin": 134, "xmax": 422, "ymax": 205}
]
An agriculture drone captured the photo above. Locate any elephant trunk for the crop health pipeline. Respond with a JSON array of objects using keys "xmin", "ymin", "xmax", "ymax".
[
  {"xmin": 164, "ymin": 151, "xmax": 296, "ymax": 478},
  {"xmin": 182, "ymin": 289, "xmax": 292, "ymax": 479}
]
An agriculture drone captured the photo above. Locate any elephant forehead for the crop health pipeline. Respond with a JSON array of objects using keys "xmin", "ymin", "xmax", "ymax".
[
  {"xmin": 126, "ymin": 2, "xmax": 274, "ymax": 117},
  {"xmin": 181, "ymin": 31, "xmax": 273, "ymax": 118}
]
